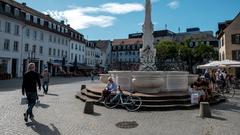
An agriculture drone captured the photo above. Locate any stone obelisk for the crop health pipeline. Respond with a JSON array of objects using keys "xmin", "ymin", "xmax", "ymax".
[{"xmin": 139, "ymin": 0, "xmax": 157, "ymax": 71}]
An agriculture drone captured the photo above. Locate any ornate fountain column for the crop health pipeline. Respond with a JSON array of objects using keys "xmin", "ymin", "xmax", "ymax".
[{"xmin": 139, "ymin": 0, "xmax": 157, "ymax": 71}]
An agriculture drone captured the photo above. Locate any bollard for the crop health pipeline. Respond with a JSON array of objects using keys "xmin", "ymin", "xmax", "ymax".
[
  {"xmin": 84, "ymin": 100, "xmax": 94, "ymax": 114},
  {"xmin": 199, "ymin": 102, "xmax": 211, "ymax": 118},
  {"xmin": 81, "ymin": 85, "xmax": 86, "ymax": 90}
]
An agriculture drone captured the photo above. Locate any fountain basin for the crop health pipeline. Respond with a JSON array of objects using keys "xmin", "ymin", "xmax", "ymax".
[{"xmin": 106, "ymin": 71, "xmax": 192, "ymax": 94}]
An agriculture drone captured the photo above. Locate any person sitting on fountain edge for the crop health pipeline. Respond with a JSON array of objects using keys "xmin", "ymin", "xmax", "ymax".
[{"xmin": 98, "ymin": 77, "xmax": 117, "ymax": 102}]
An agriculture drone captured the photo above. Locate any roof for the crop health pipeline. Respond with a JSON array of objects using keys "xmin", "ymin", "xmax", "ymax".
[
  {"xmin": 112, "ymin": 38, "xmax": 143, "ymax": 46},
  {"xmin": 216, "ymin": 12, "xmax": 240, "ymax": 39},
  {"xmin": 90, "ymin": 40, "xmax": 111, "ymax": 52}
]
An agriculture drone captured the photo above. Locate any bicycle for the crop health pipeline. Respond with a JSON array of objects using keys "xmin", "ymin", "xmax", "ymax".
[
  {"xmin": 103, "ymin": 87, "xmax": 142, "ymax": 112},
  {"xmin": 216, "ymin": 80, "xmax": 235, "ymax": 98}
]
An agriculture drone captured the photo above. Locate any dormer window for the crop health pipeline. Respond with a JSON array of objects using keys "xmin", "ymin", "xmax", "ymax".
[
  {"xmin": 33, "ymin": 16, "xmax": 37, "ymax": 23},
  {"xmin": 53, "ymin": 24, "xmax": 56, "ymax": 29},
  {"xmin": 71, "ymin": 32, "xmax": 73, "ymax": 37},
  {"xmin": 5, "ymin": 4, "xmax": 10, "ymax": 13},
  {"xmin": 65, "ymin": 28, "xmax": 68, "ymax": 33},
  {"xmin": 57, "ymin": 25, "xmax": 60, "ymax": 32},
  {"xmin": 61, "ymin": 27, "xmax": 64, "ymax": 33},
  {"xmin": 14, "ymin": 8, "xmax": 19, "ymax": 16},
  {"xmin": 40, "ymin": 19, "xmax": 44, "ymax": 26},
  {"xmin": 26, "ymin": 13, "xmax": 30, "ymax": 21},
  {"xmin": 48, "ymin": 22, "xmax": 52, "ymax": 29}
]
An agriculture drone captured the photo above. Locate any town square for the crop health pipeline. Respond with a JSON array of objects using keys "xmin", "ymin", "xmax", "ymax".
[{"xmin": 0, "ymin": 0, "xmax": 240, "ymax": 135}]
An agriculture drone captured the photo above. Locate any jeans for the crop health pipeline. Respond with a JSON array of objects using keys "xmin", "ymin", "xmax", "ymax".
[
  {"xmin": 42, "ymin": 81, "xmax": 49, "ymax": 93},
  {"xmin": 26, "ymin": 92, "xmax": 37, "ymax": 116}
]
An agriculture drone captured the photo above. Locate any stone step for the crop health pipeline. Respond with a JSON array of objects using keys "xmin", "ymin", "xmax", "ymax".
[{"xmin": 85, "ymin": 88, "xmax": 190, "ymax": 100}]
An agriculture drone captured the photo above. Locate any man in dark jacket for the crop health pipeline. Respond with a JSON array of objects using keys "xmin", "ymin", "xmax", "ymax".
[{"xmin": 22, "ymin": 63, "xmax": 41, "ymax": 122}]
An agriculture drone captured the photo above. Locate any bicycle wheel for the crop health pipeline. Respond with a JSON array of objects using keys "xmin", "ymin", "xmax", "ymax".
[
  {"xmin": 125, "ymin": 96, "xmax": 142, "ymax": 112},
  {"xmin": 103, "ymin": 94, "xmax": 120, "ymax": 109},
  {"xmin": 224, "ymin": 86, "xmax": 235, "ymax": 98}
]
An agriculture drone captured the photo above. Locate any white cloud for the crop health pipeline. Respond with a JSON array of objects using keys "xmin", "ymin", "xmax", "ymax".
[
  {"xmin": 100, "ymin": 3, "xmax": 144, "ymax": 14},
  {"xmin": 167, "ymin": 1, "xmax": 179, "ymax": 9},
  {"xmin": 44, "ymin": 2, "xmax": 144, "ymax": 30}
]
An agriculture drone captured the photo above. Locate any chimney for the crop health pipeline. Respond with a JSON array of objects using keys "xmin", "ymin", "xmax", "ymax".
[
  {"xmin": 22, "ymin": 3, "xmax": 26, "ymax": 6},
  {"xmin": 67, "ymin": 24, "xmax": 70, "ymax": 27},
  {"xmin": 60, "ymin": 20, "xmax": 64, "ymax": 24}
]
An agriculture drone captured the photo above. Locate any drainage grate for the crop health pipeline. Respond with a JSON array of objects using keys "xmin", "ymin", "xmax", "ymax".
[{"xmin": 115, "ymin": 121, "xmax": 138, "ymax": 129}]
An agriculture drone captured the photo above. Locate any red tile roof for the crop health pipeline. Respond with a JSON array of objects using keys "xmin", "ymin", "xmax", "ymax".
[{"xmin": 112, "ymin": 38, "xmax": 143, "ymax": 46}]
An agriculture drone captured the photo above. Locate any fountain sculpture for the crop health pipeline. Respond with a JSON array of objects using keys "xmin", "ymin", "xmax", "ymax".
[{"xmin": 100, "ymin": 0, "xmax": 197, "ymax": 93}]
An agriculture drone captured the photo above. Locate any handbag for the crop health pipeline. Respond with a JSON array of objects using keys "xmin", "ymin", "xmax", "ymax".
[{"xmin": 21, "ymin": 97, "xmax": 28, "ymax": 105}]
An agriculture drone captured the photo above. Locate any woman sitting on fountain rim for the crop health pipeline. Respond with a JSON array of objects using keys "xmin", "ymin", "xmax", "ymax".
[{"xmin": 98, "ymin": 77, "xmax": 117, "ymax": 102}]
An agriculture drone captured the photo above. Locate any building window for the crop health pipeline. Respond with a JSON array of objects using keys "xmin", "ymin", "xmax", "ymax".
[
  {"xmin": 65, "ymin": 40, "xmax": 68, "ymax": 46},
  {"xmin": 53, "ymin": 36, "xmax": 56, "ymax": 43},
  {"xmin": 62, "ymin": 38, "xmax": 64, "ymax": 45},
  {"xmin": 4, "ymin": 39, "xmax": 10, "ymax": 50},
  {"xmin": 65, "ymin": 51, "xmax": 67, "ymax": 57},
  {"xmin": 5, "ymin": 22, "xmax": 11, "ymax": 33},
  {"xmin": 14, "ymin": 8, "xmax": 19, "ymax": 16},
  {"xmin": 13, "ymin": 41, "xmax": 18, "ymax": 52},
  {"xmin": 58, "ymin": 37, "xmax": 60, "ymax": 44},
  {"xmin": 53, "ymin": 24, "xmax": 56, "ymax": 29},
  {"xmin": 79, "ymin": 55, "xmax": 81, "ymax": 62},
  {"xmin": 5, "ymin": 4, "xmax": 10, "ymax": 13},
  {"xmin": 39, "ymin": 46, "xmax": 43, "ymax": 54},
  {"xmin": 48, "ymin": 22, "xmax": 52, "ymax": 29},
  {"xmin": 57, "ymin": 25, "xmax": 60, "ymax": 32},
  {"xmin": 62, "ymin": 50, "xmax": 64, "ymax": 57},
  {"xmin": 58, "ymin": 49, "xmax": 60, "ymax": 57},
  {"xmin": 32, "ymin": 45, "xmax": 36, "ymax": 53},
  {"xmin": 49, "ymin": 35, "xmax": 52, "ymax": 42},
  {"xmin": 232, "ymin": 34, "xmax": 240, "ymax": 44},
  {"xmin": 49, "ymin": 48, "xmax": 52, "ymax": 55},
  {"xmin": 26, "ymin": 13, "xmax": 30, "ymax": 21},
  {"xmin": 40, "ymin": 32, "xmax": 44, "ymax": 41},
  {"xmin": 75, "ymin": 44, "xmax": 78, "ymax": 50},
  {"xmin": 71, "ymin": 53, "xmax": 73, "ymax": 60},
  {"xmin": 26, "ymin": 28, "xmax": 30, "ymax": 37},
  {"xmin": 40, "ymin": 19, "xmax": 44, "ymax": 26},
  {"xmin": 25, "ymin": 43, "xmax": 29, "ymax": 52},
  {"xmin": 79, "ymin": 45, "xmax": 81, "ymax": 51},
  {"xmin": 33, "ymin": 31, "xmax": 37, "ymax": 40},
  {"xmin": 33, "ymin": 16, "xmax": 37, "ymax": 23},
  {"xmin": 53, "ymin": 49, "xmax": 56, "ymax": 56},
  {"xmin": 14, "ymin": 25, "xmax": 19, "ymax": 35},
  {"xmin": 221, "ymin": 37, "xmax": 224, "ymax": 46}
]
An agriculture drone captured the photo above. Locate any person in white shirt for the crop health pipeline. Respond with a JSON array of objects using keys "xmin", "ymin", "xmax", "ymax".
[{"xmin": 98, "ymin": 77, "xmax": 117, "ymax": 102}]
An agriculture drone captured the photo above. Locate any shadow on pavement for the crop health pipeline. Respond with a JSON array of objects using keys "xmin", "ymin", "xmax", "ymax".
[
  {"xmin": 210, "ymin": 115, "xmax": 227, "ymax": 121},
  {"xmin": 212, "ymin": 100, "xmax": 240, "ymax": 113},
  {"xmin": 46, "ymin": 93, "xmax": 59, "ymax": 96},
  {"xmin": 26, "ymin": 119, "xmax": 61, "ymax": 135},
  {"xmin": 35, "ymin": 102, "xmax": 50, "ymax": 109}
]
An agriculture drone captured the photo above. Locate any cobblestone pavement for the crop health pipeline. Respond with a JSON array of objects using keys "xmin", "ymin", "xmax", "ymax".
[{"xmin": 0, "ymin": 78, "xmax": 240, "ymax": 135}]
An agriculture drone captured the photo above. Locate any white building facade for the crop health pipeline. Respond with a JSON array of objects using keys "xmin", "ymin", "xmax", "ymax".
[{"xmin": 0, "ymin": 1, "xmax": 86, "ymax": 78}]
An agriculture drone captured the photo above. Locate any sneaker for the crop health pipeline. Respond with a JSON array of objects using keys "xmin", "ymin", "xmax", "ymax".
[{"xmin": 24, "ymin": 113, "xmax": 28, "ymax": 122}]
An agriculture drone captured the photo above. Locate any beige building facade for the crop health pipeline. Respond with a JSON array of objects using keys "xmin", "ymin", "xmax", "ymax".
[{"xmin": 217, "ymin": 13, "xmax": 240, "ymax": 60}]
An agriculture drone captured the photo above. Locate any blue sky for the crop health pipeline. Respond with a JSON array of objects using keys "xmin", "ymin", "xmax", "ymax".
[{"xmin": 16, "ymin": 0, "xmax": 240, "ymax": 40}]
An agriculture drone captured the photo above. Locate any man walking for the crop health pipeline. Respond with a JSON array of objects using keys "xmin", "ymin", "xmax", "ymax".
[
  {"xmin": 22, "ymin": 63, "xmax": 41, "ymax": 122},
  {"xmin": 42, "ymin": 69, "xmax": 50, "ymax": 94}
]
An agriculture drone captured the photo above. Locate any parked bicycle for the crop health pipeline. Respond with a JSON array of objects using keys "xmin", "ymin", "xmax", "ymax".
[
  {"xmin": 103, "ymin": 87, "xmax": 142, "ymax": 112},
  {"xmin": 216, "ymin": 79, "xmax": 236, "ymax": 98}
]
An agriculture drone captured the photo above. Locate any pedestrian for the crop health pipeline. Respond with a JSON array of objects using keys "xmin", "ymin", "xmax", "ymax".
[
  {"xmin": 90, "ymin": 71, "xmax": 94, "ymax": 81},
  {"xmin": 22, "ymin": 63, "xmax": 41, "ymax": 122},
  {"xmin": 41, "ymin": 68, "xmax": 50, "ymax": 94}
]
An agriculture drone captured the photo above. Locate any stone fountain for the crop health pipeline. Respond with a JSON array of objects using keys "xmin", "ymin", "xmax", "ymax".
[{"xmin": 100, "ymin": 0, "xmax": 197, "ymax": 93}]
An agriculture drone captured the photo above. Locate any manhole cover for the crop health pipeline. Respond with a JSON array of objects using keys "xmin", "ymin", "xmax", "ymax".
[{"xmin": 115, "ymin": 121, "xmax": 138, "ymax": 129}]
